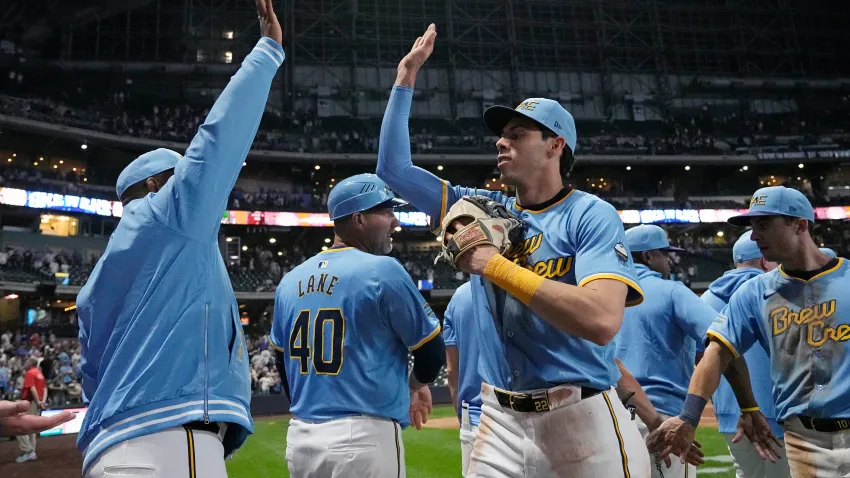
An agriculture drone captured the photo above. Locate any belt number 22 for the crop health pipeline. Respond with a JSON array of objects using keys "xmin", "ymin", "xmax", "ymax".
[{"xmin": 289, "ymin": 308, "xmax": 345, "ymax": 375}]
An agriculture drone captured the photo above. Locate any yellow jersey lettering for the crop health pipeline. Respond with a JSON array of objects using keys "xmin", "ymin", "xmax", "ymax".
[
  {"xmin": 807, "ymin": 321, "xmax": 830, "ymax": 348},
  {"xmin": 771, "ymin": 307, "xmax": 790, "ymax": 335},
  {"xmin": 775, "ymin": 300, "xmax": 840, "ymax": 347}
]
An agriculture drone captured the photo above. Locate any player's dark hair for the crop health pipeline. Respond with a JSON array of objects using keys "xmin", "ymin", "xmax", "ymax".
[
  {"xmin": 631, "ymin": 251, "xmax": 649, "ymax": 267},
  {"xmin": 539, "ymin": 127, "xmax": 575, "ymax": 179},
  {"xmin": 119, "ymin": 169, "xmax": 175, "ymax": 204}
]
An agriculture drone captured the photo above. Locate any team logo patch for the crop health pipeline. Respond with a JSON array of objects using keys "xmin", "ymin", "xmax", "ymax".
[
  {"xmin": 614, "ymin": 242, "xmax": 628, "ymax": 263},
  {"xmin": 318, "ymin": 260, "xmax": 328, "ymax": 269}
]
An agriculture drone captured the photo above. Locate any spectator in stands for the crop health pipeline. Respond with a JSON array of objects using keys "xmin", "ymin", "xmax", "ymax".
[{"xmin": 16, "ymin": 357, "xmax": 46, "ymax": 463}]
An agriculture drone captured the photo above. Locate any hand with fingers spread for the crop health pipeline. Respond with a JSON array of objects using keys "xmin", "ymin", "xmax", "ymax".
[
  {"xmin": 409, "ymin": 384, "xmax": 433, "ymax": 431},
  {"xmin": 0, "ymin": 400, "xmax": 76, "ymax": 437},
  {"xmin": 256, "ymin": 0, "xmax": 282, "ymax": 44},
  {"xmin": 733, "ymin": 410, "xmax": 784, "ymax": 462},
  {"xmin": 645, "ymin": 416, "xmax": 699, "ymax": 466}
]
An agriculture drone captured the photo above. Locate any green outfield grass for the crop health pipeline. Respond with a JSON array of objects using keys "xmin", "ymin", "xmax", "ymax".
[{"xmin": 226, "ymin": 406, "xmax": 736, "ymax": 477}]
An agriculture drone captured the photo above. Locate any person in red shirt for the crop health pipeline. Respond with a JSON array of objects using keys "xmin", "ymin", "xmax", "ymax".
[{"xmin": 16, "ymin": 358, "xmax": 47, "ymax": 463}]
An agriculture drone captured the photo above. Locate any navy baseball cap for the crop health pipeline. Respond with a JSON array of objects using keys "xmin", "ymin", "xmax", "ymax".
[
  {"xmin": 625, "ymin": 225, "xmax": 684, "ymax": 253},
  {"xmin": 116, "ymin": 148, "xmax": 182, "ymax": 199},
  {"xmin": 483, "ymin": 98, "xmax": 577, "ymax": 153},
  {"xmin": 732, "ymin": 231, "xmax": 763, "ymax": 263},
  {"xmin": 327, "ymin": 173, "xmax": 407, "ymax": 221},
  {"xmin": 727, "ymin": 186, "xmax": 814, "ymax": 227}
]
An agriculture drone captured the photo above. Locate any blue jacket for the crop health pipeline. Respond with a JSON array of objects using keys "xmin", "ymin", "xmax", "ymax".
[
  {"xmin": 616, "ymin": 264, "xmax": 717, "ymax": 416},
  {"xmin": 75, "ymin": 37, "xmax": 284, "ymax": 473},
  {"xmin": 702, "ymin": 268, "xmax": 783, "ymax": 437}
]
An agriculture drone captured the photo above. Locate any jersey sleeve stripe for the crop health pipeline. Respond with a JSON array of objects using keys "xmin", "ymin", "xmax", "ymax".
[
  {"xmin": 705, "ymin": 330, "xmax": 740, "ymax": 359},
  {"xmin": 269, "ymin": 341, "xmax": 284, "ymax": 352},
  {"xmin": 410, "ymin": 325, "xmax": 442, "ymax": 351},
  {"xmin": 578, "ymin": 273, "xmax": 645, "ymax": 306},
  {"xmin": 430, "ymin": 180, "xmax": 448, "ymax": 234}
]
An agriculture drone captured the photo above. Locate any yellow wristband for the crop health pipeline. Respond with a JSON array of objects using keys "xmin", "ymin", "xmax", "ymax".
[
  {"xmin": 482, "ymin": 255, "xmax": 545, "ymax": 305},
  {"xmin": 741, "ymin": 406, "xmax": 760, "ymax": 413}
]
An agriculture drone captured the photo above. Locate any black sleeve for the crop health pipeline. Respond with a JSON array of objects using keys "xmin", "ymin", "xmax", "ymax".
[
  {"xmin": 411, "ymin": 333, "xmax": 446, "ymax": 384},
  {"xmin": 274, "ymin": 349, "xmax": 291, "ymax": 402}
]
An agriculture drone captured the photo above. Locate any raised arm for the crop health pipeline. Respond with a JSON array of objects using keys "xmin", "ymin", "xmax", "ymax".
[
  {"xmin": 376, "ymin": 24, "xmax": 448, "ymax": 221},
  {"xmin": 153, "ymin": 0, "xmax": 284, "ymax": 240}
]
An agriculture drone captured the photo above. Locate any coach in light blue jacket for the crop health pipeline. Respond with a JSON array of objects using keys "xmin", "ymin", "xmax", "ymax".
[
  {"xmin": 74, "ymin": 20, "xmax": 285, "ymax": 478},
  {"xmin": 702, "ymin": 231, "xmax": 789, "ymax": 478},
  {"xmin": 616, "ymin": 225, "xmax": 717, "ymax": 478}
]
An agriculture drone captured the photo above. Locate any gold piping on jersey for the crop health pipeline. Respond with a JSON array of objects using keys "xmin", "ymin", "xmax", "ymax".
[
  {"xmin": 706, "ymin": 330, "xmax": 740, "ymax": 359},
  {"xmin": 602, "ymin": 390, "xmax": 631, "ymax": 478},
  {"xmin": 318, "ymin": 247, "xmax": 354, "ymax": 254},
  {"xmin": 578, "ymin": 273, "xmax": 645, "ymax": 307},
  {"xmin": 514, "ymin": 189, "xmax": 575, "ymax": 214},
  {"xmin": 410, "ymin": 325, "xmax": 442, "ymax": 351},
  {"xmin": 431, "ymin": 180, "xmax": 448, "ymax": 234},
  {"xmin": 778, "ymin": 257, "xmax": 844, "ymax": 283}
]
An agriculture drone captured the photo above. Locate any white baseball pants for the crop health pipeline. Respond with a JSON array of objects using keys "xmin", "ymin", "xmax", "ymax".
[
  {"xmin": 286, "ymin": 415, "xmax": 404, "ymax": 478},
  {"xmin": 467, "ymin": 383, "xmax": 651, "ymax": 478},
  {"xmin": 635, "ymin": 415, "xmax": 696, "ymax": 478},
  {"xmin": 722, "ymin": 433, "xmax": 791, "ymax": 478},
  {"xmin": 783, "ymin": 416, "xmax": 850, "ymax": 478},
  {"xmin": 85, "ymin": 425, "xmax": 227, "ymax": 478},
  {"xmin": 460, "ymin": 401, "xmax": 478, "ymax": 477}
]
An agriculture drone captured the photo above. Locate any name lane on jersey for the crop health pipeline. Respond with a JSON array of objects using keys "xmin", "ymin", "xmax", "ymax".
[{"xmin": 298, "ymin": 273, "xmax": 339, "ymax": 298}]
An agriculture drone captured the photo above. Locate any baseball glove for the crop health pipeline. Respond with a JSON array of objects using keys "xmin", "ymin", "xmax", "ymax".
[{"xmin": 434, "ymin": 196, "xmax": 526, "ymax": 270}]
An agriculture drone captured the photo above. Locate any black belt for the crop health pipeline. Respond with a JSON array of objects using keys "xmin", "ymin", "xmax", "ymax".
[
  {"xmin": 798, "ymin": 416, "xmax": 850, "ymax": 433},
  {"xmin": 184, "ymin": 421, "xmax": 222, "ymax": 434},
  {"xmin": 494, "ymin": 386, "xmax": 605, "ymax": 413}
]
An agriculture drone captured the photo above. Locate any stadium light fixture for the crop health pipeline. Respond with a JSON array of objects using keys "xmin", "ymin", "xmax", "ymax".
[
  {"xmin": 4, "ymin": 294, "xmax": 18, "ymax": 300},
  {"xmin": 226, "ymin": 237, "xmax": 233, "ymax": 242},
  {"xmin": 324, "ymin": 238, "xmax": 331, "ymax": 243},
  {"xmin": 269, "ymin": 238, "xmax": 276, "ymax": 244},
  {"xmin": 685, "ymin": 166, "xmax": 691, "ymax": 171},
  {"xmin": 394, "ymin": 226, "xmax": 402, "ymax": 232},
  {"xmin": 330, "ymin": 178, "xmax": 335, "ymax": 182},
  {"xmin": 81, "ymin": 143, "xmax": 88, "ymax": 150},
  {"xmin": 59, "ymin": 160, "xmax": 63, "ymax": 164},
  {"xmin": 278, "ymin": 251, "xmax": 283, "ymax": 256},
  {"xmin": 742, "ymin": 165, "xmax": 748, "ymax": 171},
  {"xmin": 437, "ymin": 165, "xmax": 444, "ymax": 171},
  {"xmin": 486, "ymin": 183, "xmax": 490, "ymax": 187},
  {"xmin": 797, "ymin": 177, "xmax": 801, "ymax": 180},
  {"xmin": 72, "ymin": 168, "xmax": 77, "ymax": 171},
  {"xmin": 12, "ymin": 153, "xmax": 16, "ymax": 157},
  {"xmin": 33, "ymin": 162, "xmax": 38, "ymax": 166},
  {"xmin": 322, "ymin": 246, "xmax": 329, "ymax": 251},
  {"xmin": 798, "ymin": 163, "xmax": 804, "ymax": 169},
  {"xmin": 6, "ymin": 158, "xmax": 10, "ymax": 163},
  {"xmin": 626, "ymin": 166, "xmax": 631, "ymax": 171},
  {"xmin": 242, "ymin": 245, "xmax": 248, "ymax": 251},
  {"xmin": 243, "ymin": 162, "xmax": 247, "ymax": 166},
  {"xmin": 716, "ymin": 231, "xmax": 724, "ymax": 237},
  {"xmin": 315, "ymin": 165, "xmax": 321, "ymax": 170},
  {"xmin": 53, "ymin": 165, "xmax": 58, "ymax": 169}
]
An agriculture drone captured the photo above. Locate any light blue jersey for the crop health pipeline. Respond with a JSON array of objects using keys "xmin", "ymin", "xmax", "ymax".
[
  {"xmin": 702, "ymin": 268, "xmax": 783, "ymax": 437},
  {"xmin": 377, "ymin": 87, "xmax": 643, "ymax": 392},
  {"xmin": 616, "ymin": 264, "xmax": 717, "ymax": 416},
  {"xmin": 74, "ymin": 37, "xmax": 284, "ymax": 474},
  {"xmin": 708, "ymin": 258, "xmax": 850, "ymax": 421},
  {"xmin": 442, "ymin": 282, "xmax": 482, "ymax": 426},
  {"xmin": 270, "ymin": 247, "xmax": 441, "ymax": 428}
]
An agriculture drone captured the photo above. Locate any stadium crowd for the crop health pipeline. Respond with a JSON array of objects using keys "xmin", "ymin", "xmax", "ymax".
[{"xmin": 0, "ymin": 330, "xmax": 83, "ymax": 406}]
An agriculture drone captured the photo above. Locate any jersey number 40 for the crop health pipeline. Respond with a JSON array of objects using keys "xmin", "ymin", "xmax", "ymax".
[{"xmin": 289, "ymin": 308, "xmax": 345, "ymax": 375}]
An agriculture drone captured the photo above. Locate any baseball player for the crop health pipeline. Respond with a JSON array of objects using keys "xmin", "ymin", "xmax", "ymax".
[
  {"xmin": 377, "ymin": 24, "xmax": 651, "ymax": 477},
  {"xmin": 271, "ymin": 173, "xmax": 445, "ymax": 478},
  {"xmin": 442, "ymin": 281, "xmax": 482, "ymax": 476},
  {"xmin": 701, "ymin": 230, "xmax": 789, "ymax": 478},
  {"xmin": 74, "ymin": 2, "xmax": 283, "ymax": 476},
  {"xmin": 615, "ymin": 224, "xmax": 718, "ymax": 477},
  {"xmin": 647, "ymin": 186, "xmax": 850, "ymax": 476}
]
